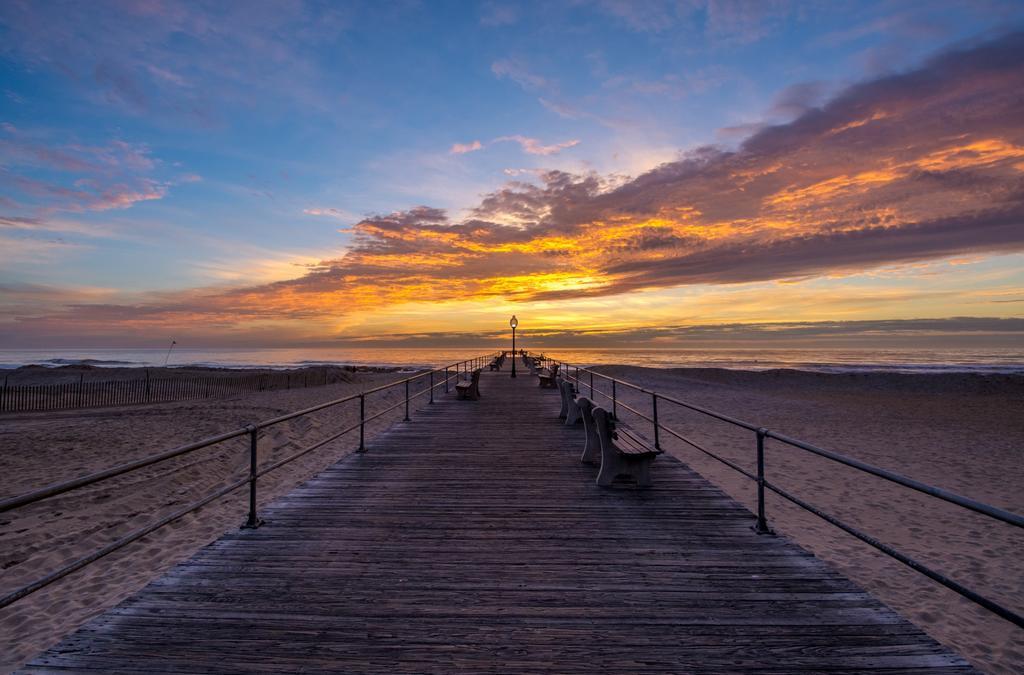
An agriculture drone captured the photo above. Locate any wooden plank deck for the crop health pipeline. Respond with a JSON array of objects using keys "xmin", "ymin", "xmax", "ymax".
[{"xmin": 25, "ymin": 370, "xmax": 972, "ymax": 673}]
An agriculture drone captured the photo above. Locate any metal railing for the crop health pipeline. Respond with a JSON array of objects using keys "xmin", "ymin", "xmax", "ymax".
[
  {"xmin": 0, "ymin": 353, "xmax": 497, "ymax": 610},
  {"xmin": 530, "ymin": 352, "xmax": 1024, "ymax": 629}
]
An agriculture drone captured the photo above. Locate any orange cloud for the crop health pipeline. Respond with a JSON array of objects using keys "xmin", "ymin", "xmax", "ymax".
[{"xmin": 6, "ymin": 32, "xmax": 1024, "ymax": 344}]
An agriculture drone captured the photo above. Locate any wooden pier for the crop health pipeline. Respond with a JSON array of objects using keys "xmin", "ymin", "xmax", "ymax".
[{"xmin": 26, "ymin": 370, "xmax": 972, "ymax": 672}]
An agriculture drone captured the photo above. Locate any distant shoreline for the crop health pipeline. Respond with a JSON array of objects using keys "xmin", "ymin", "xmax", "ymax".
[
  {"xmin": 1, "ymin": 363, "xmax": 410, "ymax": 386},
  {"xmin": 5, "ymin": 361, "xmax": 1024, "ymax": 388},
  {"xmin": 1, "ymin": 346, "xmax": 1023, "ymax": 376}
]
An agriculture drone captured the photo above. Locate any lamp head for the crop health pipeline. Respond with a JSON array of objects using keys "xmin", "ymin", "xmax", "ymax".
[{"xmin": 510, "ymin": 315, "xmax": 518, "ymax": 329}]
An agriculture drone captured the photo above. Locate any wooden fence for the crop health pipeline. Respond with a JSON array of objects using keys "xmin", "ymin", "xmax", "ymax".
[{"xmin": 0, "ymin": 370, "xmax": 352, "ymax": 413}]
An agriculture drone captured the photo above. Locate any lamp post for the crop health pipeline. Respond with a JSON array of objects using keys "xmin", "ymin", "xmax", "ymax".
[{"xmin": 510, "ymin": 315, "xmax": 518, "ymax": 378}]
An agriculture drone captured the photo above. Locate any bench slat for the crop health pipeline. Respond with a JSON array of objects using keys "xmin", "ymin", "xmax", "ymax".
[{"xmin": 614, "ymin": 428, "xmax": 661, "ymax": 458}]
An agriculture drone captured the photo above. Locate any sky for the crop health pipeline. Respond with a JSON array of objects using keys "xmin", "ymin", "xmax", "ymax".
[{"xmin": 1, "ymin": 0, "xmax": 1023, "ymax": 349}]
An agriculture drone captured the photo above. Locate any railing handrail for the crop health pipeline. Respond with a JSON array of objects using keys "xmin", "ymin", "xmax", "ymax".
[
  {"xmin": 535, "ymin": 353, "xmax": 1022, "ymax": 529},
  {"xmin": 532, "ymin": 351, "xmax": 1024, "ymax": 629},
  {"xmin": 0, "ymin": 351, "xmax": 498, "ymax": 610}
]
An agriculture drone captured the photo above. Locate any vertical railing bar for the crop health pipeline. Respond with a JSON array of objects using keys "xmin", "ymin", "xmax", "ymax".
[
  {"xmin": 429, "ymin": 370, "xmax": 434, "ymax": 404},
  {"xmin": 612, "ymin": 380, "xmax": 617, "ymax": 420},
  {"xmin": 404, "ymin": 379, "xmax": 410, "ymax": 421},
  {"xmin": 242, "ymin": 426, "xmax": 262, "ymax": 529},
  {"xmin": 652, "ymin": 392, "xmax": 660, "ymax": 451},
  {"xmin": 754, "ymin": 428, "xmax": 771, "ymax": 534},
  {"xmin": 358, "ymin": 394, "xmax": 366, "ymax": 453}
]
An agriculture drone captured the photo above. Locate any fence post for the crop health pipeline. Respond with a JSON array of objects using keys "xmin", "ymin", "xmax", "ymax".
[
  {"xmin": 612, "ymin": 380, "xmax": 617, "ymax": 420},
  {"xmin": 429, "ymin": 371, "xmax": 434, "ymax": 404},
  {"xmin": 404, "ymin": 379, "xmax": 410, "ymax": 421},
  {"xmin": 754, "ymin": 428, "xmax": 772, "ymax": 534},
  {"xmin": 357, "ymin": 394, "xmax": 366, "ymax": 453},
  {"xmin": 79, "ymin": 373, "xmax": 85, "ymax": 407},
  {"xmin": 1, "ymin": 375, "xmax": 6, "ymax": 413},
  {"xmin": 242, "ymin": 426, "xmax": 262, "ymax": 529},
  {"xmin": 445, "ymin": 367, "xmax": 450, "ymax": 393},
  {"xmin": 590, "ymin": 371, "xmax": 594, "ymax": 398},
  {"xmin": 652, "ymin": 392, "xmax": 660, "ymax": 451}
]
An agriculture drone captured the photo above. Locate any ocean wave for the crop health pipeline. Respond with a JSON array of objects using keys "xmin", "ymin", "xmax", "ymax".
[{"xmin": 41, "ymin": 358, "xmax": 141, "ymax": 367}]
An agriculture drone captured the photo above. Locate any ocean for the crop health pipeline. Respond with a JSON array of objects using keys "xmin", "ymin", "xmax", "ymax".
[{"xmin": 1, "ymin": 347, "xmax": 1023, "ymax": 374}]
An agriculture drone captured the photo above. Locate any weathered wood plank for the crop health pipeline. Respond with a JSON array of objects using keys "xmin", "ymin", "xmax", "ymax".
[{"xmin": 23, "ymin": 370, "xmax": 972, "ymax": 673}]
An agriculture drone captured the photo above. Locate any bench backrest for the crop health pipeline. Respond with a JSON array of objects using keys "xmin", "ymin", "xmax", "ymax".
[
  {"xmin": 578, "ymin": 397, "xmax": 599, "ymax": 460},
  {"xmin": 591, "ymin": 405, "xmax": 616, "ymax": 465},
  {"xmin": 557, "ymin": 378, "xmax": 573, "ymax": 417}
]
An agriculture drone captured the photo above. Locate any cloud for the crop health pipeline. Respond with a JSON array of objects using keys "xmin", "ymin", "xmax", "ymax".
[
  {"xmin": 495, "ymin": 135, "xmax": 580, "ymax": 155},
  {"xmin": 590, "ymin": 0, "xmax": 796, "ymax": 43},
  {"xmin": 286, "ymin": 31, "xmax": 1024, "ymax": 305},
  {"xmin": 447, "ymin": 136, "xmax": 580, "ymax": 157},
  {"xmin": 491, "ymin": 58, "xmax": 551, "ymax": 92},
  {"xmin": 303, "ymin": 207, "xmax": 359, "ymax": 221},
  {"xmin": 0, "ymin": 1, "xmax": 350, "ymax": 125},
  {"xmin": 450, "ymin": 140, "xmax": 484, "ymax": 154},
  {"xmin": 767, "ymin": 81, "xmax": 829, "ymax": 118},
  {"xmin": 480, "ymin": 2, "xmax": 518, "ymax": 27},
  {"xmin": 7, "ymin": 32, "xmax": 1024, "ymax": 342}
]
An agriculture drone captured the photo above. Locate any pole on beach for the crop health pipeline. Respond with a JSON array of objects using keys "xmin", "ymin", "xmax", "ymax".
[
  {"xmin": 754, "ymin": 428, "xmax": 772, "ymax": 535},
  {"xmin": 163, "ymin": 339, "xmax": 176, "ymax": 366},
  {"xmin": 242, "ymin": 426, "xmax": 263, "ymax": 529},
  {"xmin": 357, "ymin": 394, "xmax": 366, "ymax": 453}
]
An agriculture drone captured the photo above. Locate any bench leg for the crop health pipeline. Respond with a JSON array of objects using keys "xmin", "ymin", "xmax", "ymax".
[
  {"xmin": 565, "ymin": 401, "xmax": 581, "ymax": 425},
  {"xmin": 633, "ymin": 459, "xmax": 653, "ymax": 488},
  {"xmin": 596, "ymin": 453, "xmax": 622, "ymax": 487}
]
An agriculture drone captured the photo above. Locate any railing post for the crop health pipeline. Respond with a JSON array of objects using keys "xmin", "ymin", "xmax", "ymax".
[
  {"xmin": 612, "ymin": 380, "xmax": 617, "ymax": 420},
  {"xmin": 242, "ymin": 426, "xmax": 262, "ymax": 529},
  {"xmin": 754, "ymin": 428, "xmax": 772, "ymax": 534},
  {"xmin": 590, "ymin": 371, "xmax": 594, "ymax": 398},
  {"xmin": 652, "ymin": 392, "xmax": 660, "ymax": 451},
  {"xmin": 429, "ymin": 371, "xmax": 434, "ymax": 404},
  {"xmin": 404, "ymin": 379, "xmax": 410, "ymax": 421},
  {"xmin": 357, "ymin": 394, "xmax": 366, "ymax": 453}
]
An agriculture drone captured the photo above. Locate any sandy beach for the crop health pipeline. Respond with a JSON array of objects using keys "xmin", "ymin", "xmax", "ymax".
[
  {"xmin": 0, "ymin": 366, "xmax": 439, "ymax": 673},
  {"xmin": 2, "ymin": 364, "xmax": 1022, "ymax": 673},
  {"xmin": 590, "ymin": 366, "xmax": 1023, "ymax": 674}
]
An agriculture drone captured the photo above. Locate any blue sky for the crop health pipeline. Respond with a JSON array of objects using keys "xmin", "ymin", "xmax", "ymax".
[{"xmin": 1, "ymin": 1, "xmax": 1023, "ymax": 346}]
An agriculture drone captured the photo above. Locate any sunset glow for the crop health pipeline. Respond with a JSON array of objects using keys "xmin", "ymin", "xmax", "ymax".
[{"xmin": 1, "ymin": 2, "xmax": 1022, "ymax": 347}]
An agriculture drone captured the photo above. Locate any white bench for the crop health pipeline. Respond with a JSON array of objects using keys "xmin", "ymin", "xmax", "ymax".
[
  {"xmin": 591, "ymin": 406, "xmax": 662, "ymax": 487},
  {"xmin": 557, "ymin": 378, "xmax": 582, "ymax": 425},
  {"xmin": 577, "ymin": 397, "xmax": 600, "ymax": 465}
]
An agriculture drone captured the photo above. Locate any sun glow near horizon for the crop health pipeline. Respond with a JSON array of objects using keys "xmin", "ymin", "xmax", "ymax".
[{"xmin": 1, "ymin": 3, "xmax": 1023, "ymax": 348}]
